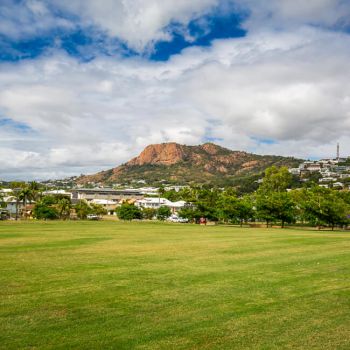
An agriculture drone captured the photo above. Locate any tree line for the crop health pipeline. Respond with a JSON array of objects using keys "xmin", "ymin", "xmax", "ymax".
[
  {"xmin": 1, "ymin": 166, "xmax": 350, "ymax": 229},
  {"xmin": 110, "ymin": 166, "xmax": 350, "ymax": 229},
  {"xmin": 169, "ymin": 166, "xmax": 350, "ymax": 229},
  {"xmin": 0, "ymin": 182, "xmax": 107, "ymax": 220}
]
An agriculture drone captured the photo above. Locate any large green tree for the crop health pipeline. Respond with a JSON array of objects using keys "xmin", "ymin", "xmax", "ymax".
[
  {"xmin": 142, "ymin": 208, "xmax": 157, "ymax": 220},
  {"xmin": 256, "ymin": 166, "xmax": 295, "ymax": 227},
  {"xmin": 157, "ymin": 206, "xmax": 171, "ymax": 221},
  {"xmin": 33, "ymin": 202, "xmax": 59, "ymax": 220},
  {"xmin": 236, "ymin": 195, "xmax": 255, "ymax": 226},
  {"xmin": 75, "ymin": 200, "xmax": 91, "ymax": 220},
  {"xmin": 303, "ymin": 187, "xmax": 349, "ymax": 230},
  {"xmin": 57, "ymin": 197, "xmax": 72, "ymax": 220},
  {"xmin": 117, "ymin": 203, "xmax": 142, "ymax": 221},
  {"xmin": 90, "ymin": 203, "xmax": 107, "ymax": 217},
  {"xmin": 216, "ymin": 192, "xmax": 239, "ymax": 223},
  {"xmin": 260, "ymin": 166, "xmax": 292, "ymax": 193}
]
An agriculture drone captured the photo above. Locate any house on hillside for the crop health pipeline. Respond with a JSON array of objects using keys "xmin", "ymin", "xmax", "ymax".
[
  {"xmin": 42, "ymin": 190, "xmax": 73, "ymax": 198},
  {"xmin": 0, "ymin": 188, "xmax": 13, "ymax": 195}
]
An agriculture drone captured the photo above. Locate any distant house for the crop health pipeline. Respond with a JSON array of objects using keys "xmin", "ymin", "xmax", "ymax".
[
  {"xmin": 0, "ymin": 188, "xmax": 13, "ymax": 194},
  {"xmin": 71, "ymin": 188, "xmax": 144, "ymax": 204},
  {"xmin": 289, "ymin": 168, "xmax": 301, "ymax": 175},
  {"xmin": 333, "ymin": 182, "xmax": 344, "ymax": 188},
  {"xmin": 319, "ymin": 184, "xmax": 329, "ymax": 189},
  {"xmin": 90, "ymin": 199, "xmax": 118, "ymax": 215},
  {"xmin": 138, "ymin": 187, "xmax": 159, "ymax": 195},
  {"xmin": 135, "ymin": 198, "xmax": 187, "ymax": 214},
  {"xmin": 306, "ymin": 164, "xmax": 322, "ymax": 172},
  {"xmin": 319, "ymin": 177, "xmax": 336, "ymax": 183},
  {"xmin": 42, "ymin": 190, "xmax": 72, "ymax": 198},
  {"xmin": 3, "ymin": 196, "xmax": 20, "ymax": 215}
]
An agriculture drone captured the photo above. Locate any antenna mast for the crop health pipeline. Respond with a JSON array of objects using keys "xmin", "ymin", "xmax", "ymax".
[{"xmin": 337, "ymin": 143, "xmax": 340, "ymax": 160}]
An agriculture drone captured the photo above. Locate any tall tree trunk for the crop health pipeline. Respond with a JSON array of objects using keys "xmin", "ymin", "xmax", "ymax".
[
  {"xmin": 15, "ymin": 199, "xmax": 19, "ymax": 221},
  {"xmin": 23, "ymin": 197, "xmax": 27, "ymax": 219}
]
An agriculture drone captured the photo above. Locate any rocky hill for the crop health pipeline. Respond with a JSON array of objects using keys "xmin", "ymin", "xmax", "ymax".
[{"xmin": 77, "ymin": 142, "xmax": 302, "ymax": 186}]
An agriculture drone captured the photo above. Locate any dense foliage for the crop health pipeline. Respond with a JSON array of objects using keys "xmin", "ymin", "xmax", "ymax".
[
  {"xmin": 168, "ymin": 166, "xmax": 350, "ymax": 229},
  {"xmin": 117, "ymin": 203, "xmax": 142, "ymax": 221},
  {"xmin": 142, "ymin": 208, "xmax": 157, "ymax": 220},
  {"xmin": 156, "ymin": 206, "xmax": 171, "ymax": 221}
]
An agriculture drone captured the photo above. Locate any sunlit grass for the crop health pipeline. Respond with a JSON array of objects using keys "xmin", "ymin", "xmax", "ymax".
[{"xmin": 0, "ymin": 221, "xmax": 349, "ymax": 349}]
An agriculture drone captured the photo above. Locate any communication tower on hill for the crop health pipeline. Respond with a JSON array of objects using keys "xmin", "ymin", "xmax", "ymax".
[{"xmin": 337, "ymin": 143, "xmax": 340, "ymax": 160}]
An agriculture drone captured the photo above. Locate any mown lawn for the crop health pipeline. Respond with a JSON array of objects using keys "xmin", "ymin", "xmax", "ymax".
[{"xmin": 0, "ymin": 221, "xmax": 349, "ymax": 349}]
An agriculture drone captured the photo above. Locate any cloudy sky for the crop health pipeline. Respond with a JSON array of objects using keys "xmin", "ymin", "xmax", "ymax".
[{"xmin": 1, "ymin": 0, "xmax": 350, "ymax": 180}]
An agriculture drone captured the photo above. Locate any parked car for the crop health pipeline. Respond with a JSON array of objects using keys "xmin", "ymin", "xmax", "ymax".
[
  {"xmin": 167, "ymin": 215, "xmax": 188, "ymax": 223},
  {"xmin": 87, "ymin": 214, "xmax": 100, "ymax": 220},
  {"xmin": 0, "ymin": 210, "xmax": 10, "ymax": 220}
]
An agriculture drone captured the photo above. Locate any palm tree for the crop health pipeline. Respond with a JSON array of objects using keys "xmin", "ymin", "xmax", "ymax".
[
  {"xmin": 11, "ymin": 188, "xmax": 22, "ymax": 220},
  {"xmin": 158, "ymin": 185, "xmax": 165, "ymax": 203},
  {"xmin": 28, "ymin": 181, "xmax": 41, "ymax": 201},
  {"xmin": 75, "ymin": 200, "xmax": 90, "ymax": 220},
  {"xmin": 0, "ymin": 191, "xmax": 4, "ymax": 208},
  {"xmin": 19, "ymin": 185, "xmax": 37, "ymax": 219},
  {"xmin": 57, "ymin": 197, "xmax": 72, "ymax": 220}
]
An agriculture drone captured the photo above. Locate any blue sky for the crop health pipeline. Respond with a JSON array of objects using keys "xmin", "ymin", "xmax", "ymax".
[
  {"xmin": 0, "ymin": 4, "xmax": 246, "ymax": 62},
  {"xmin": 0, "ymin": 0, "xmax": 350, "ymax": 180}
]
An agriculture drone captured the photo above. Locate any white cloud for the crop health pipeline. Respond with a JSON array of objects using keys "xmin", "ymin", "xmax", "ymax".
[
  {"xmin": 0, "ymin": 0, "xmax": 221, "ymax": 51},
  {"xmin": 236, "ymin": 0, "xmax": 350, "ymax": 31},
  {"xmin": 52, "ymin": 0, "xmax": 350, "ymax": 51},
  {"xmin": 2, "ymin": 0, "xmax": 350, "ymax": 54},
  {"xmin": 1, "ymin": 25, "xmax": 350, "ymax": 179},
  {"xmin": 52, "ymin": 0, "xmax": 220, "ymax": 52},
  {"xmin": 0, "ymin": 0, "xmax": 73, "ymax": 39}
]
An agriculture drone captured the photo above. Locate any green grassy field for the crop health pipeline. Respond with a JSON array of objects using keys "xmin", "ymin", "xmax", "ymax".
[{"xmin": 0, "ymin": 221, "xmax": 349, "ymax": 349}]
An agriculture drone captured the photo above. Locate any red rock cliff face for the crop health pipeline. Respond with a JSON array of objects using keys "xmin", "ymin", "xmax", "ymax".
[
  {"xmin": 128, "ymin": 143, "xmax": 187, "ymax": 166},
  {"xmin": 76, "ymin": 142, "xmax": 302, "ymax": 185},
  {"xmin": 200, "ymin": 143, "xmax": 221, "ymax": 155}
]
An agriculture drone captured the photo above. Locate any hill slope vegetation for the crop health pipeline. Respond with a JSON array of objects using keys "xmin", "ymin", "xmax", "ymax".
[{"xmin": 77, "ymin": 142, "xmax": 302, "ymax": 185}]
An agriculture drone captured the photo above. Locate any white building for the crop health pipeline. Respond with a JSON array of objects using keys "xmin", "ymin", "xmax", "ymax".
[
  {"xmin": 90, "ymin": 199, "xmax": 118, "ymax": 215},
  {"xmin": 289, "ymin": 168, "xmax": 301, "ymax": 175},
  {"xmin": 2, "ymin": 196, "xmax": 22, "ymax": 215},
  {"xmin": 138, "ymin": 187, "xmax": 159, "ymax": 195},
  {"xmin": 333, "ymin": 182, "xmax": 344, "ymax": 188},
  {"xmin": 42, "ymin": 190, "xmax": 72, "ymax": 198},
  {"xmin": 0, "ymin": 188, "xmax": 13, "ymax": 195},
  {"xmin": 135, "ymin": 198, "xmax": 187, "ymax": 214},
  {"xmin": 319, "ymin": 184, "xmax": 329, "ymax": 189},
  {"xmin": 319, "ymin": 177, "xmax": 336, "ymax": 183}
]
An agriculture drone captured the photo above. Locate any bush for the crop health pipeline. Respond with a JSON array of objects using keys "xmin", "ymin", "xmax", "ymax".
[
  {"xmin": 157, "ymin": 206, "xmax": 171, "ymax": 221},
  {"xmin": 178, "ymin": 207, "xmax": 199, "ymax": 222},
  {"xmin": 74, "ymin": 200, "xmax": 91, "ymax": 219},
  {"xmin": 142, "ymin": 208, "xmax": 157, "ymax": 220},
  {"xmin": 117, "ymin": 203, "xmax": 142, "ymax": 221},
  {"xmin": 33, "ymin": 204, "xmax": 59, "ymax": 220}
]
